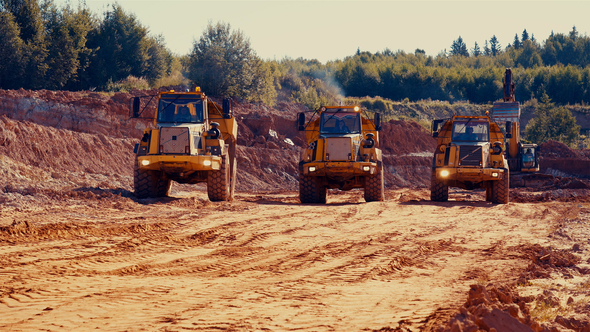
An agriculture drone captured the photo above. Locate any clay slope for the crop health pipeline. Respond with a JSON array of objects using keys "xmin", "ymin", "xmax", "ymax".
[{"xmin": 0, "ymin": 89, "xmax": 437, "ymax": 191}]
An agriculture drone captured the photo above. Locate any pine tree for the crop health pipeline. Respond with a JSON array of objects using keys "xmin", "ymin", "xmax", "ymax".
[
  {"xmin": 569, "ymin": 26, "xmax": 578, "ymax": 41},
  {"xmin": 450, "ymin": 36, "xmax": 469, "ymax": 56},
  {"xmin": 1, "ymin": 0, "xmax": 49, "ymax": 89},
  {"xmin": 0, "ymin": 11, "xmax": 25, "ymax": 88},
  {"xmin": 483, "ymin": 40, "xmax": 491, "ymax": 56},
  {"xmin": 471, "ymin": 41, "xmax": 481, "ymax": 57},
  {"xmin": 522, "ymin": 29, "xmax": 529, "ymax": 41},
  {"xmin": 489, "ymin": 35, "xmax": 501, "ymax": 56},
  {"xmin": 513, "ymin": 33, "xmax": 521, "ymax": 49}
]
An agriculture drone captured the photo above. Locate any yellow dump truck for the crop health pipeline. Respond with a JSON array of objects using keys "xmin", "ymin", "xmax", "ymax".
[
  {"xmin": 130, "ymin": 88, "xmax": 237, "ymax": 201},
  {"xmin": 430, "ymin": 114, "xmax": 509, "ymax": 204},
  {"xmin": 296, "ymin": 105, "xmax": 383, "ymax": 203}
]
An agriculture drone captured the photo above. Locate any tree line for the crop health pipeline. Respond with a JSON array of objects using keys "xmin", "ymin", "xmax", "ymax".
[{"xmin": 2, "ymin": 1, "xmax": 590, "ymax": 111}]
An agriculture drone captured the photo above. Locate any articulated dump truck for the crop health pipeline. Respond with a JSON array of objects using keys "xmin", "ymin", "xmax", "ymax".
[
  {"xmin": 430, "ymin": 114, "xmax": 510, "ymax": 204},
  {"xmin": 296, "ymin": 105, "xmax": 383, "ymax": 203},
  {"xmin": 130, "ymin": 88, "xmax": 237, "ymax": 201}
]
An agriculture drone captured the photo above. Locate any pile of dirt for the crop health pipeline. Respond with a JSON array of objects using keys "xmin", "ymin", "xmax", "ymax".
[
  {"xmin": 436, "ymin": 284, "xmax": 545, "ymax": 332},
  {"xmin": 539, "ymin": 140, "xmax": 590, "ymax": 160},
  {"xmin": 0, "ymin": 88, "xmax": 439, "ymax": 191}
]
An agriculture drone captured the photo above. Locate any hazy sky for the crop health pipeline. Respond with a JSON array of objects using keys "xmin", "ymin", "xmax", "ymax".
[{"xmin": 54, "ymin": 0, "xmax": 589, "ymax": 63}]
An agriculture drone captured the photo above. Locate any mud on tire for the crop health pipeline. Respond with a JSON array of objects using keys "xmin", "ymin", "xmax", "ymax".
[
  {"xmin": 430, "ymin": 170, "xmax": 449, "ymax": 202},
  {"xmin": 364, "ymin": 164, "xmax": 384, "ymax": 202},
  {"xmin": 299, "ymin": 172, "xmax": 327, "ymax": 204},
  {"xmin": 134, "ymin": 160, "xmax": 171, "ymax": 198},
  {"xmin": 207, "ymin": 155, "xmax": 230, "ymax": 202},
  {"xmin": 491, "ymin": 169, "xmax": 509, "ymax": 204}
]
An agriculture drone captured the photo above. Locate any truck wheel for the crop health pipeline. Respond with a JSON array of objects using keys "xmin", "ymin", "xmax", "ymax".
[
  {"xmin": 134, "ymin": 160, "xmax": 169, "ymax": 198},
  {"xmin": 299, "ymin": 173, "xmax": 326, "ymax": 204},
  {"xmin": 228, "ymin": 156, "xmax": 237, "ymax": 201},
  {"xmin": 364, "ymin": 165, "xmax": 384, "ymax": 202},
  {"xmin": 485, "ymin": 183, "xmax": 493, "ymax": 202},
  {"xmin": 156, "ymin": 178, "xmax": 172, "ymax": 197},
  {"xmin": 430, "ymin": 170, "xmax": 448, "ymax": 202},
  {"xmin": 492, "ymin": 169, "xmax": 509, "ymax": 204},
  {"xmin": 207, "ymin": 155, "xmax": 230, "ymax": 201}
]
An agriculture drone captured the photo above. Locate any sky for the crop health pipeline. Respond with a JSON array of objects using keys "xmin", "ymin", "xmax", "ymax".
[{"xmin": 53, "ymin": 0, "xmax": 590, "ymax": 63}]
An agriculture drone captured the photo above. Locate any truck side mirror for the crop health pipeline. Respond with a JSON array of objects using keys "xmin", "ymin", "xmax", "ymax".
[
  {"xmin": 297, "ymin": 113, "xmax": 306, "ymax": 131},
  {"xmin": 374, "ymin": 113, "xmax": 382, "ymax": 131},
  {"xmin": 432, "ymin": 119, "xmax": 444, "ymax": 137},
  {"xmin": 505, "ymin": 121, "xmax": 512, "ymax": 139},
  {"xmin": 131, "ymin": 97, "xmax": 140, "ymax": 118},
  {"xmin": 222, "ymin": 99, "xmax": 232, "ymax": 119}
]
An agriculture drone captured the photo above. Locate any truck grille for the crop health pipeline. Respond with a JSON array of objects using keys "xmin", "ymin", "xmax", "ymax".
[
  {"xmin": 325, "ymin": 137, "xmax": 352, "ymax": 161},
  {"xmin": 458, "ymin": 145, "xmax": 482, "ymax": 166},
  {"xmin": 160, "ymin": 127, "xmax": 189, "ymax": 154}
]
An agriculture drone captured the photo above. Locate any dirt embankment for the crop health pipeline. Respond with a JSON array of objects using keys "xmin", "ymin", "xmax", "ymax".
[{"xmin": 0, "ymin": 89, "xmax": 437, "ymax": 191}]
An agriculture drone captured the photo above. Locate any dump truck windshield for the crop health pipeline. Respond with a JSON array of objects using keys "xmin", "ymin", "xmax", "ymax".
[
  {"xmin": 452, "ymin": 120, "xmax": 489, "ymax": 142},
  {"xmin": 157, "ymin": 98, "xmax": 204, "ymax": 123},
  {"xmin": 320, "ymin": 111, "xmax": 361, "ymax": 134}
]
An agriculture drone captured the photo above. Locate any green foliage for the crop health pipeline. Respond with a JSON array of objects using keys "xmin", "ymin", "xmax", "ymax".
[
  {"xmin": 525, "ymin": 94, "xmax": 581, "ymax": 145},
  {"xmin": 105, "ymin": 75, "xmax": 149, "ymax": 92},
  {"xmin": 0, "ymin": 11, "xmax": 25, "ymax": 88},
  {"xmin": 187, "ymin": 21, "xmax": 274, "ymax": 104},
  {"xmin": 450, "ymin": 36, "xmax": 469, "ymax": 57}
]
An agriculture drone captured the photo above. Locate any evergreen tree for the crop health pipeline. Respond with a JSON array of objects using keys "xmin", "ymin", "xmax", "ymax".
[
  {"xmin": 44, "ymin": 3, "xmax": 94, "ymax": 90},
  {"xmin": 471, "ymin": 41, "xmax": 481, "ymax": 57},
  {"xmin": 512, "ymin": 33, "xmax": 521, "ymax": 49},
  {"xmin": 0, "ymin": 11, "xmax": 25, "ymax": 88},
  {"xmin": 489, "ymin": 35, "xmax": 501, "ymax": 56},
  {"xmin": 84, "ymin": 4, "xmax": 149, "ymax": 88},
  {"xmin": 522, "ymin": 29, "xmax": 529, "ymax": 41},
  {"xmin": 569, "ymin": 26, "xmax": 578, "ymax": 41},
  {"xmin": 483, "ymin": 40, "xmax": 491, "ymax": 56},
  {"xmin": 1, "ymin": 0, "xmax": 48, "ymax": 89},
  {"xmin": 450, "ymin": 36, "xmax": 469, "ymax": 56}
]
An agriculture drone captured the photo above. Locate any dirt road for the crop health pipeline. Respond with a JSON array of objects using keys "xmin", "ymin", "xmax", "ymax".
[{"xmin": 3, "ymin": 187, "xmax": 587, "ymax": 331}]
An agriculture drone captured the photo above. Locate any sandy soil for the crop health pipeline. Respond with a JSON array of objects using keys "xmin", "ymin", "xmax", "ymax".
[{"xmin": 2, "ymin": 186, "xmax": 589, "ymax": 331}]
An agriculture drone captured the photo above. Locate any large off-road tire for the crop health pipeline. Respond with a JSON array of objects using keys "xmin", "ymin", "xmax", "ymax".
[
  {"xmin": 299, "ymin": 172, "xmax": 327, "ymax": 204},
  {"xmin": 207, "ymin": 155, "xmax": 230, "ymax": 202},
  {"xmin": 485, "ymin": 183, "xmax": 493, "ymax": 202},
  {"xmin": 364, "ymin": 165, "xmax": 384, "ymax": 202},
  {"xmin": 134, "ymin": 160, "xmax": 170, "ymax": 198},
  {"xmin": 491, "ymin": 169, "xmax": 510, "ymax": 204},
  {"xmin": 430, "ymin": 170, "xmax": 449, "ymax": 202}
]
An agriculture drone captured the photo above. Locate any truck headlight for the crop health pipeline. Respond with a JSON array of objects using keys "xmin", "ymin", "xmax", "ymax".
[
  {"xmin": 203, "ymin": 160, "xmax": 212, "ymax": 166},
  {"xmin": 141, "ymin": 160, "xmax": 150, "ymax": 166},
  {"xmin": 308, "ymin": 166, "xmax": 316, "ymax": 172},
  {"xmin": 440, "ymin": 170, "xmax": 449, "ymax": 177},
  {"xmin": 363, "ymin": 166, "xmax": 370, "ymax": 172},
  {"xmin": 492, "ymin": 172, "xmax": 498, "ymax": 177}
]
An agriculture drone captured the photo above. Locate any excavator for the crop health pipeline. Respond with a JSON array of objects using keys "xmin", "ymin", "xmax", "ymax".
[{"xmin": 490, "ymin": 68, "xmax": 552, "ymax": 187}]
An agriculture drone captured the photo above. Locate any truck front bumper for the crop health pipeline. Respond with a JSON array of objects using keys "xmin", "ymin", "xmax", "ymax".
[
  {"xmin": 137, "ymin": 155, "xmax": 222, "ymax": 172},
  {"xmin": 301, "ymin": 161, "xmax": 379, "ymax": 177},
  {"xmin": 435, "ymin": 167, "xmax": 507, "ymax": 182}
]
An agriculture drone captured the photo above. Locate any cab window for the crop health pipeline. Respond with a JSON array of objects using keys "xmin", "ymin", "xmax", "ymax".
[
  {"xmin": 452, "ymin": 121, "xmax": 489, "ymax": 142},
  {"xmin": 320, "ymin": 112, "xmax": 361, "ymax": 134},
  {"xmin": 157, "ymin": 99, "xmax": 204, "ymax": 123}
]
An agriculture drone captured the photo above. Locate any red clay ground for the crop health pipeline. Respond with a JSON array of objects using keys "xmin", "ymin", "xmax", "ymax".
[{"xmin": 1, "ymin": 89, "xmax": 589, "ymax": 331}]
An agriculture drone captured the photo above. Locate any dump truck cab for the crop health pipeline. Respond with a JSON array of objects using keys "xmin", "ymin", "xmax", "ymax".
[
  {"xmin": 297, "ymin": 105, "xmax": 384, "ymax": 203},
  {"xmin": 131, "ymin": 88, "xmax": 237, "ymax": 201},
  {"xmin": 430, "ymin": 114, "xmax": 509, "ymax": 204}
]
